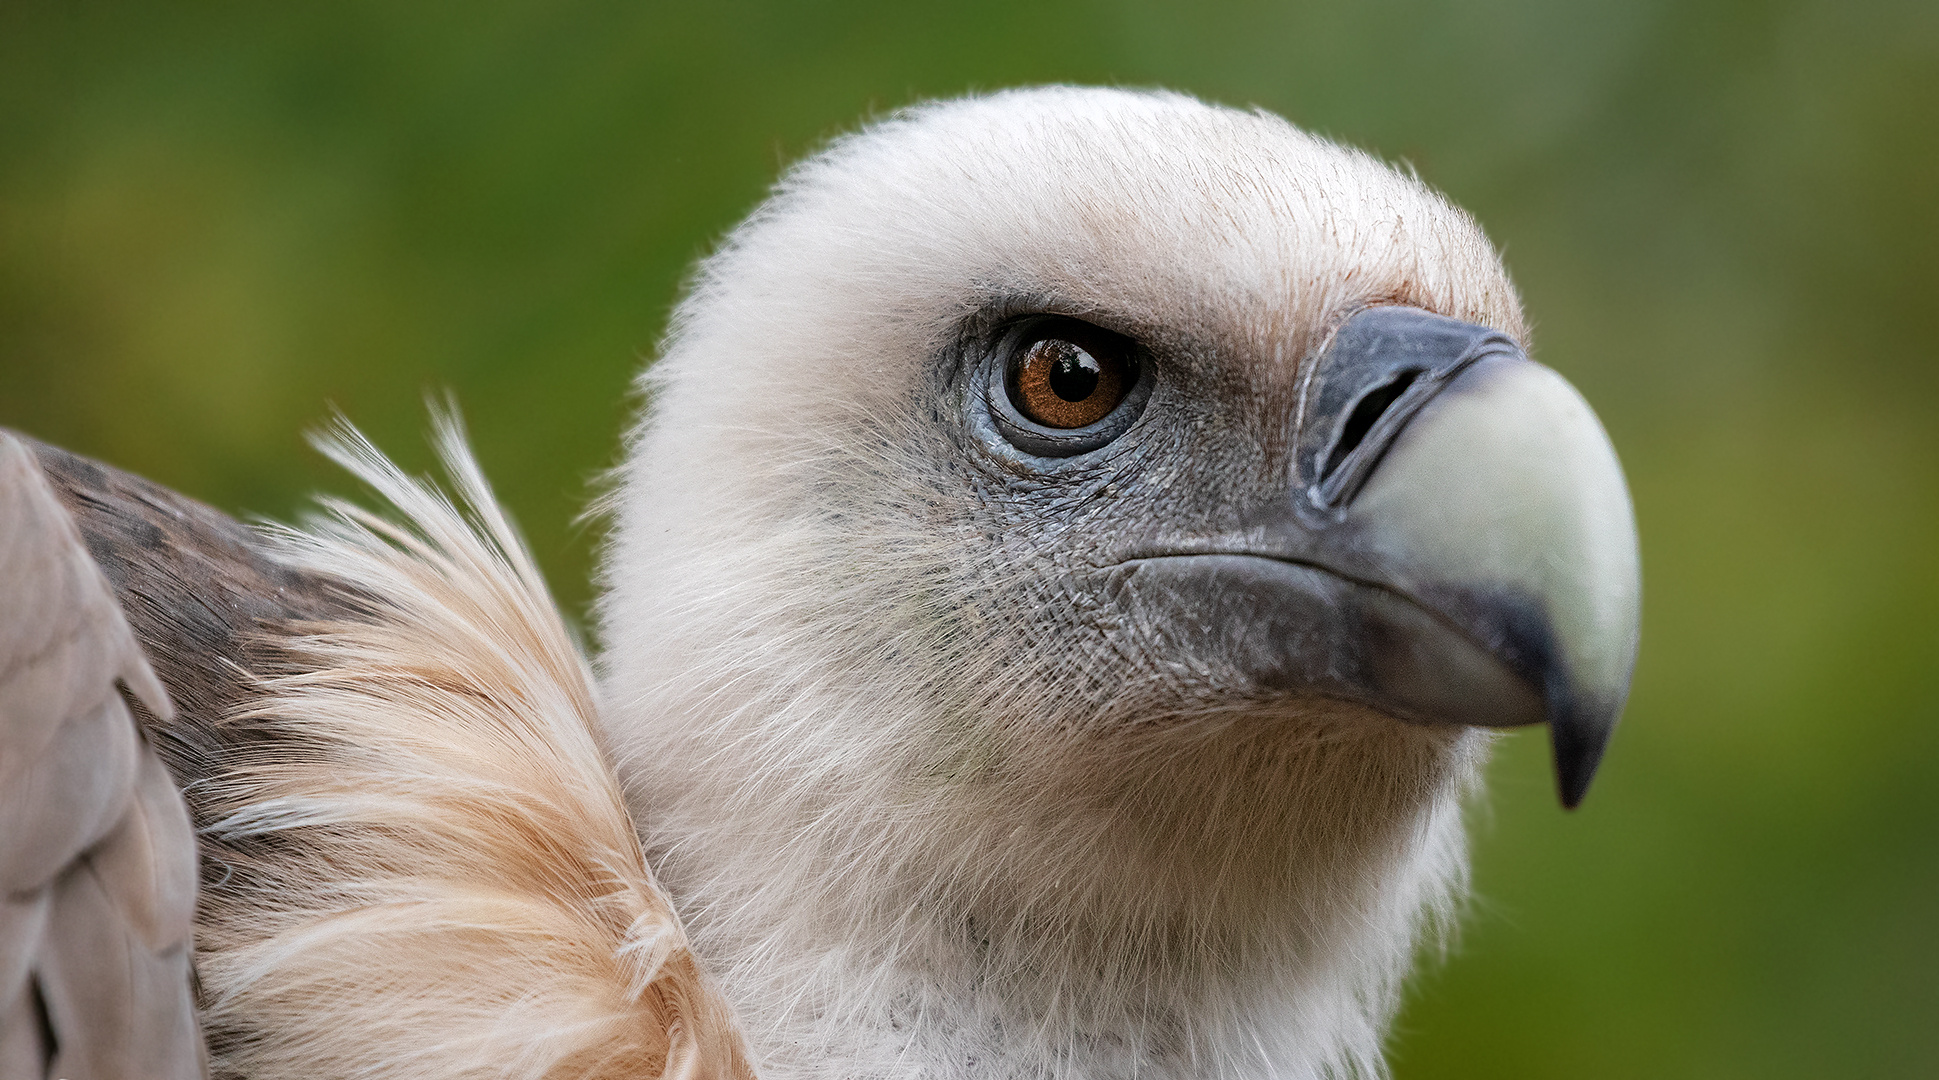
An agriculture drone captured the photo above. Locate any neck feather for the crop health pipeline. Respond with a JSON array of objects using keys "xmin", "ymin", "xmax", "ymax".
[{"xmin": 602, "ymin": 644, "xmax": 1484, "ymax": 1080}]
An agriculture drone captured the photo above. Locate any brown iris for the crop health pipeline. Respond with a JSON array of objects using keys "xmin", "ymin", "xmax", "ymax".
[{"xmin": 1008, "ymin": 335, "xmax": 1131, "ymax": 429}]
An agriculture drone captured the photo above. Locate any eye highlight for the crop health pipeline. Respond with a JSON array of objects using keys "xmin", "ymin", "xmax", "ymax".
[{"xmin": 1005, "ymin": 324, "xmax": 1135, "ymax": 430}]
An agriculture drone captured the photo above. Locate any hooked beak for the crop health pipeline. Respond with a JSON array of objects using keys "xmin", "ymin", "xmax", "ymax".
[{"xmin": 1110, "ymin": 306, "xmax": 1640, "ymax": 807}]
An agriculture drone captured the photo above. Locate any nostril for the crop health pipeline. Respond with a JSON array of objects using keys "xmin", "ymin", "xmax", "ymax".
[{"xmin": 1321, "ymin": 369, "xmax": 1420, "ymax": 482}]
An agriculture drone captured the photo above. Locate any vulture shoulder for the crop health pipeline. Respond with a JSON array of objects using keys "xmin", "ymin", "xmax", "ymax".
[
  {"xmin": 4, "ymin": 426, "xmax": 751, "ymax": 1080},
  {"xmin": 0, "ymin": 433, "xmax": 205, "ymax": 1079}
]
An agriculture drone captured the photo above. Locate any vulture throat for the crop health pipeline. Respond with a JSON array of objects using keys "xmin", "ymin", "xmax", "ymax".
[{"xmin": 596, "ymin": 88, "xmax": 1639, "ymax": 1080}]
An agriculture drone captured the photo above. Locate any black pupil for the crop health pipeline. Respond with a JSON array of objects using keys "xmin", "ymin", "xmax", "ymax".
[{"xmin": 1048, "ymin": 343, "xmax": 1102, "ymax": 402}]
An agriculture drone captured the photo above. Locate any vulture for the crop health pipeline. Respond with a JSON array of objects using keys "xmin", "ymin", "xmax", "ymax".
[{"xmin": 0, "ymin": 87, "xmax": 1640, "ymax": 1080}]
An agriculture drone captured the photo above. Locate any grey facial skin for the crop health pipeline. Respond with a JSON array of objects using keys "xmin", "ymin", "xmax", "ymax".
[{"xmin": 1108, "ymin": 306, "xmax": 1641, "ymax": 807}]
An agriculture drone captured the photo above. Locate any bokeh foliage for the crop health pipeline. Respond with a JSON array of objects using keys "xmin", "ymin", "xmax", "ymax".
[{"xmin": 3, "ymin": 1, "xmax": 1935, "ymax": 1075}]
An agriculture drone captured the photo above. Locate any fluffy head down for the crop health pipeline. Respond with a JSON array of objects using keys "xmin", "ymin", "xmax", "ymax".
[{"xmin": 600, "ymin": 89, "xmax": 1516, "ymax": 1078}]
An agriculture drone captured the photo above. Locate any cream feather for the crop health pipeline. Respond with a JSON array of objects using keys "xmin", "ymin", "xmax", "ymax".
[{"xmin": 187, "ymin": 417, "xmax": 752, "ymax": 1080}]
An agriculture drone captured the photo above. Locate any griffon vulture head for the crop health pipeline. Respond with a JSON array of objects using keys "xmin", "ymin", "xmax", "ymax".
[{"xmin": 596, "ymin": 88, "xmax": 1638, "ymax": 1078}]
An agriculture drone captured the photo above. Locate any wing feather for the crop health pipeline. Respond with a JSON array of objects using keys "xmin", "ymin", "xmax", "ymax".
[
  {"xmin": 0, "ymin": 433, "xmax": 207, "ymax": 1079},
  {"xmin": 13, "ymin": 423, "xmax": 747, "ymax": 1079}
]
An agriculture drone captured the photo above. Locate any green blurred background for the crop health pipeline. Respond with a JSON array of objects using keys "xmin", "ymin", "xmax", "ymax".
[{"xmin": 4, "ymin": 1, "xmax": 1935, "ymax": 1075}]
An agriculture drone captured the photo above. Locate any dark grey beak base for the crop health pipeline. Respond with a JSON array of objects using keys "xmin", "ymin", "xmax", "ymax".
[{"xmin": 1105, "ymin": 554, "xmax": 1547, "ymax": 730}]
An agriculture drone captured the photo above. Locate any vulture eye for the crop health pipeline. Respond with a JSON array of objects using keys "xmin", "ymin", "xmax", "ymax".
[
  {"xmin": 1003, "ymin": 322, "xmax": 1137, "ymax": 430},
  {"xmin": 981, "ymin": 315, "xmax": 1150, "ymax": 459}
]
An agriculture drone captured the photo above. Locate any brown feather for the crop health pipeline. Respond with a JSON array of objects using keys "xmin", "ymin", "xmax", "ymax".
[
  {"xmin": 0, "ymin": 433, "xmax": 206, "ymax": 1080},
  {"xmin": 38, "ymin": 860, "xmax": 204, "ymax": 1077}
]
